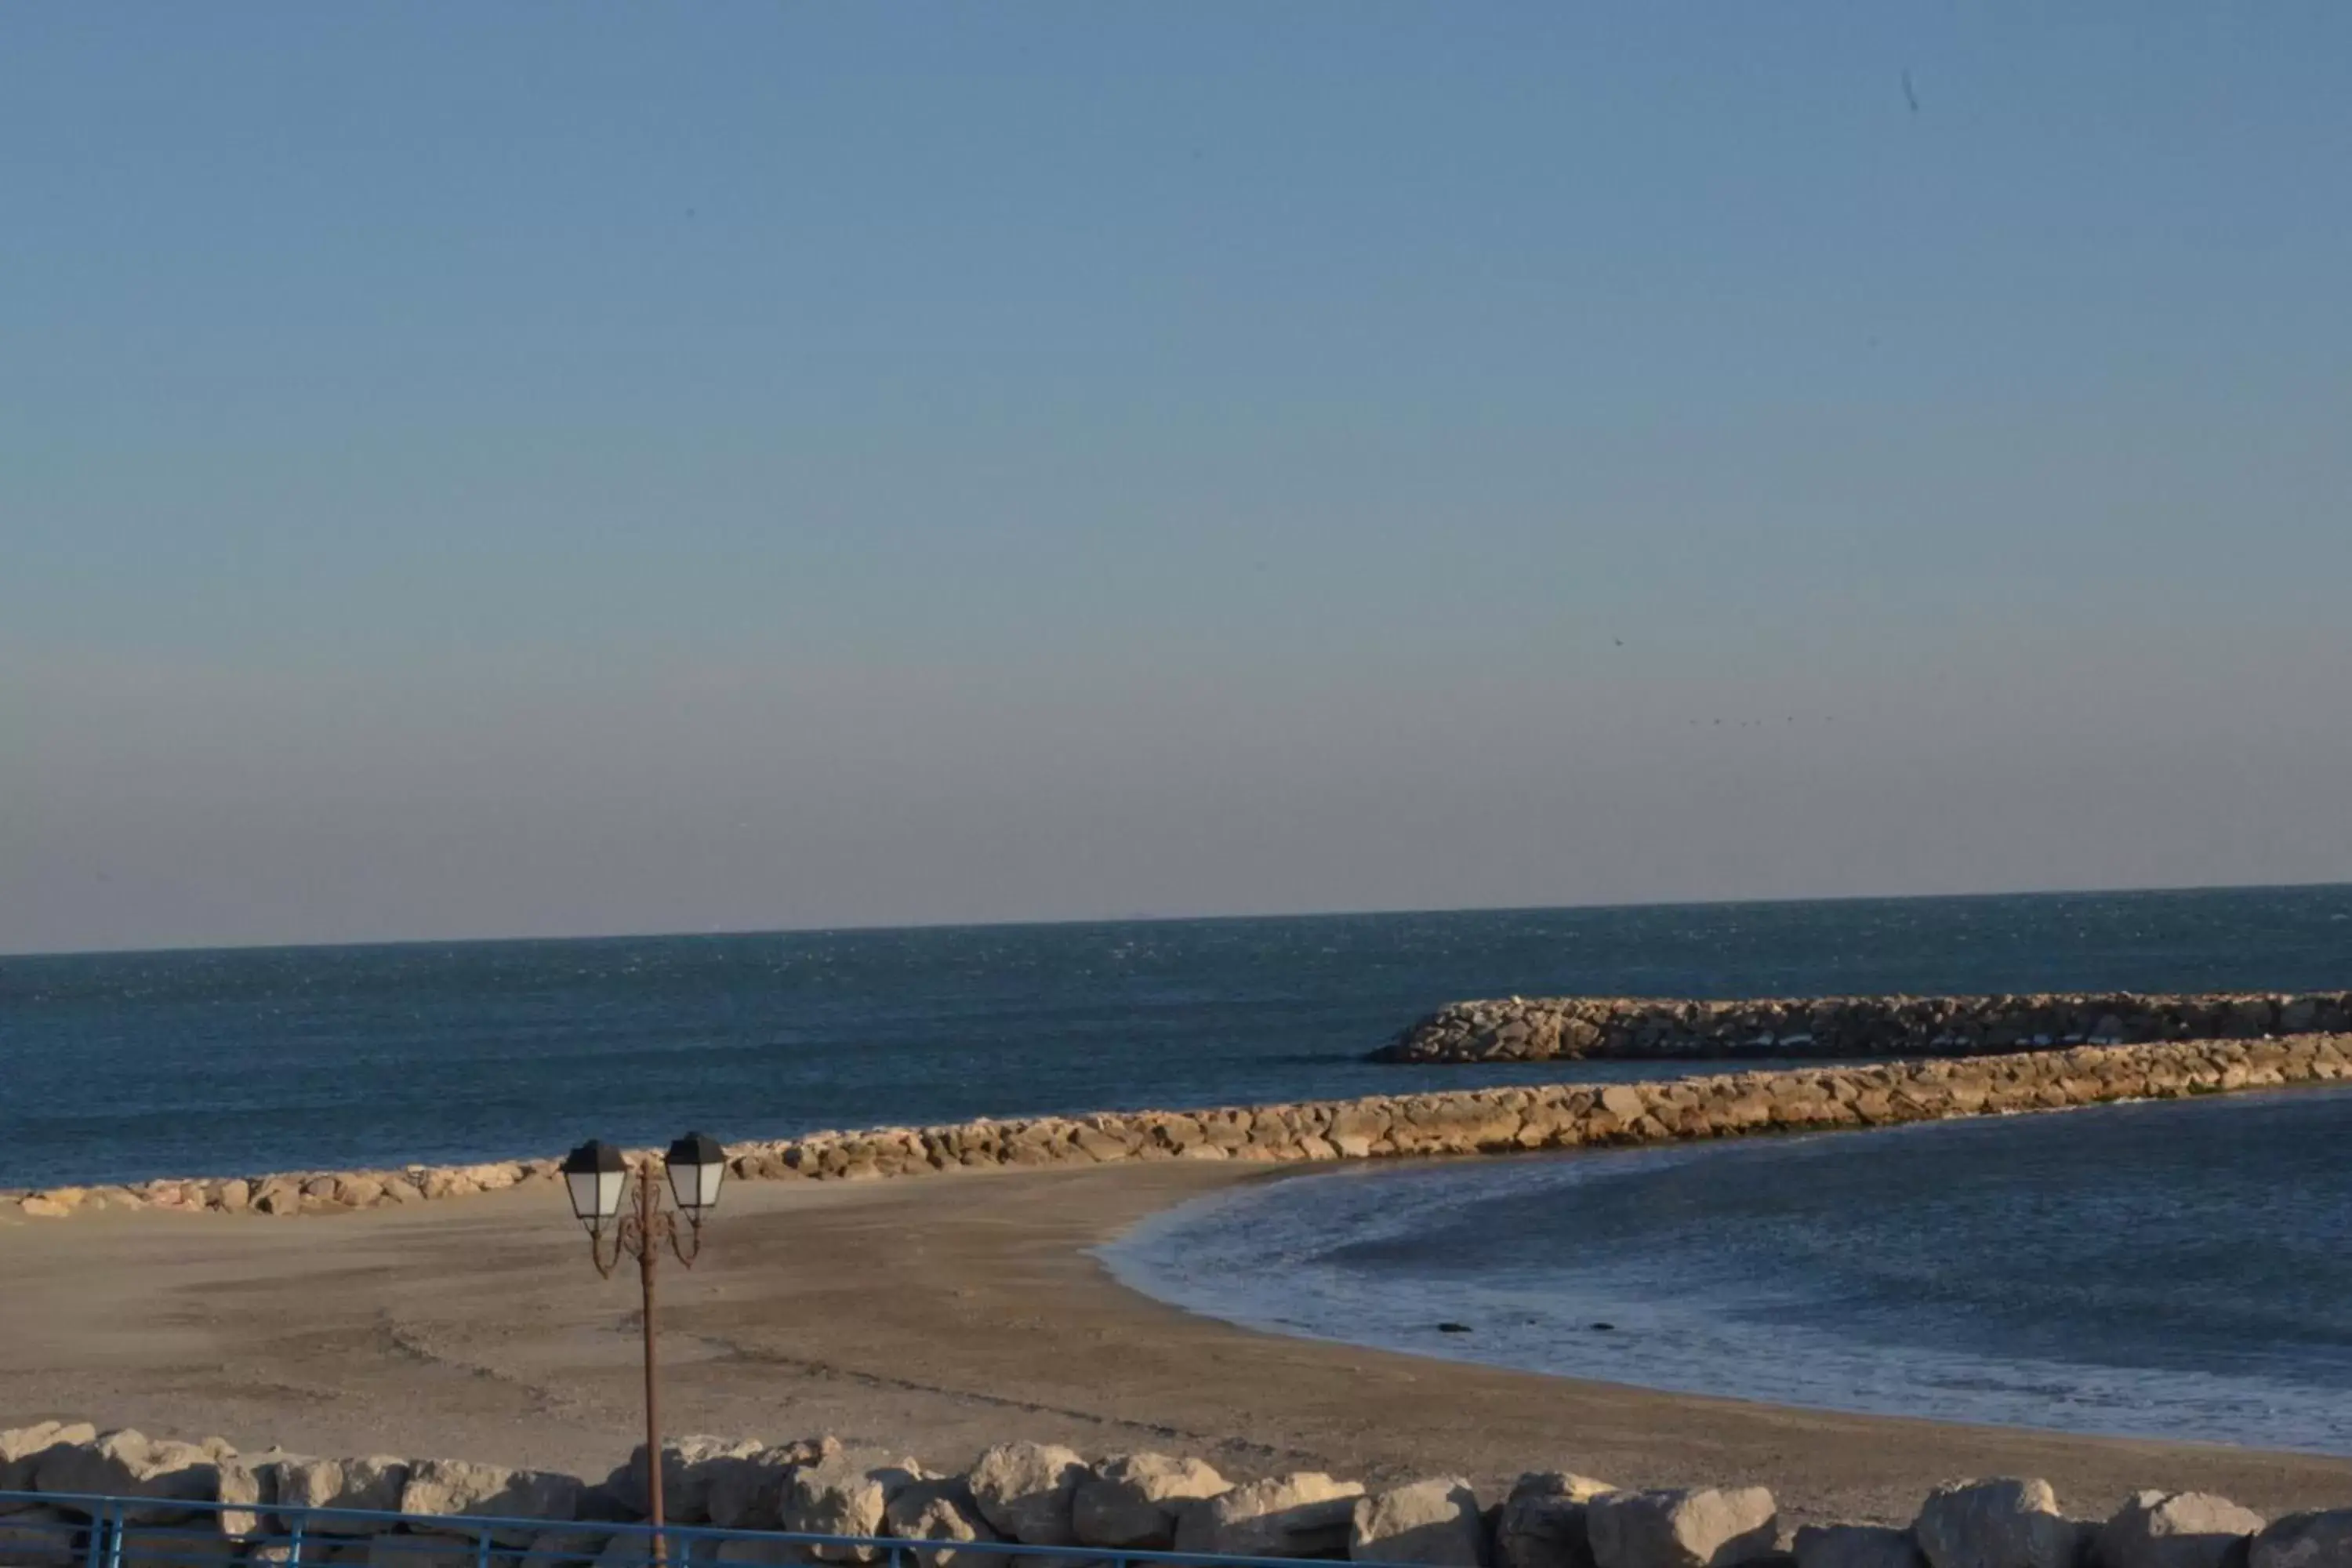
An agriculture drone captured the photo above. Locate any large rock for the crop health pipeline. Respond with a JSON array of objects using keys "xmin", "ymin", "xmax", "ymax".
[
  {"xmin": 1495, "ymin": 1474, "xmax": 1617, "ymax": 1568},
  {"xmin": 1916, "ymin": 1481, "xmax": 2082, "ymax": 1568},
  {"xmin": 593, "ymin": 1532, "xmax": 666, "ymax": 1568},
  {"xmin": 1, "ymin": 1425, "xmax": 98, "ymax": 1513},
  {"xmin": 713, "ymin": 1540, "xmax": 810, "ymax": 1568},
  {"xmin": 1587, "ymin": 1487, "xmax": 1778, "ymax": 1568},
  {"xmin": 35, "ymin": 1431, "xmax": 223, "ymax": 1524},
  {"xmin": 118, "ymin": 1526, "xmax": 242, "ymax": 1568},
  {"xmin": 780, "ymin": 1450, "xmax": 924, "ymax": 1563},
  {"xmin": 365, "ymin": 1534, "xmax": 484, "ymax": 1568},
  {"xmin": 603, "ymin": 1436, "xmax": 767, "ymax": 1526},
  {"xmin": 2099, "ymin": 1494, "xmax": 2263, "ymax": 1568},
  {"xmin": 252, "ymin": 1543, "xmax": 370, "ymax": 1567},
  {"xmin": 883, "ymin": 1476, "xmax": 1000, "ymax": 1566},
  {"xmin": 1350, "ymin": 1479, "xmax": 1485, "ymax": 1565},
  {"xmin": 1174, "ymin": 1472, "xmax": 1367, "ymax": 1559},
  {"xmin": 1, "ymin": 1425, "xmax": 97, "ymax": 1483},
  {"xmin": 967, "ymin": 1443, "xmax": 1087, "ymax": 1548},
  {"xmin": 0, "ymin": 1508, "xmax": 78, "ymax": 1568},
  {"xmin": 519, "ymin": 1531, "xmax": 616, "ymax": 1568},
  {"xmin": 398, "ymin": 1461, "xmax": 583, "ymax": 1544},
  {"xmin": 703, "ymin": 1454, "xmax": 787, "ymax": 1534},
  {"xmin": 2248, "ymin": 1510, "xmax": 2352, "ymax": 1568},
  {"xmin": 1073, "ymin": 1454, "xmax": 1229, "ymax": 1550},
  {"xmin": 274, "ymin": 1457, "xmax": 412, "ymax": 1532},
  {"xmin": 1796, "ymin": 1526, "xmax": 1926, "ymax": 1568},
  {"xmin": 706, "ymin": 1441, "xmax": 840, "ymax": 1533},
  {"xmin": 215, "ymin": 1455, "xmax": 275, "ymax": 1540}
]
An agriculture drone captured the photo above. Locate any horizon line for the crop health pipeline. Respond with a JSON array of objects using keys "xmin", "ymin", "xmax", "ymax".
[{"xmin": 9, "ymin": 875, "xmax": 2350, "ymax": 964}]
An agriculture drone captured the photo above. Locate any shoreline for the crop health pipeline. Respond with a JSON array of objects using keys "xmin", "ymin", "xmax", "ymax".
[
  {"xmin": 9, "ymin": 1029, "xmax": 2349, "ymax": 1223},
  {"xmin": 1097, "ymin": 1088, "xmax": 2352, "ymax": 1460},
  {"xmin": 5, "ymin": 1159, "xmax": 2352, "ymax": 1530}
]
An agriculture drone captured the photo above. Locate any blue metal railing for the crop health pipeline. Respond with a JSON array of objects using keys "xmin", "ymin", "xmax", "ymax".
[{"xmin": 0, "ymin": 1492, "xmax": 1413, "ymax": 1568}]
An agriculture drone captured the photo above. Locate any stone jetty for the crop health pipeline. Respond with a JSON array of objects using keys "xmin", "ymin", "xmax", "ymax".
[
  {"xmin": 1371, "ymin": 993, "xmax": 2352, "ymax": 1064},
  {"xmin": 2, "ymin": 1421, "xmax": 2348, "ymax": 1568},
  {"xmin": 5, "ymin": 1030, "xmax": 2348, "ymax": 1223}
]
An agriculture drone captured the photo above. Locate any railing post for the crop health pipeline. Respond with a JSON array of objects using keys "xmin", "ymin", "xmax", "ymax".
[
  {"xmin": 476, "ymin": 1523, "xmax": 493, "ymax": 1568},
  {"xmin": 289, "ymin": 1512, "xmax": 307, "ymax": 1568},
  {"xmin": 103, "ymin": 1500, "xmax": 125, "ymax": 1568}
]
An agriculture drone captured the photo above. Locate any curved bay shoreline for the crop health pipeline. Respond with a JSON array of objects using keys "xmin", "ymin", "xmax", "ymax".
[
  {"xmin": 1101, "ymin": 1084, "xmax": 2352, "ymax": 1457},
  {"xmin": 10, "ymin": 996, "xmax": 2352, "ymax": 1539},
  {"xmin": 6, "ymin": 1025, "xmax": 2350, "ymax": 1222},
  {"xmin": 7, "ymin": 1162, "xmax": 2352, "ymax": 1535}
]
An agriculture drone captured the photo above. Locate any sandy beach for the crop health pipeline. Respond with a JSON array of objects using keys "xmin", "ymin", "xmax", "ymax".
[{"xmin": 5, "ymin": 1159, "xmax": 2350, "ymax": 1529}]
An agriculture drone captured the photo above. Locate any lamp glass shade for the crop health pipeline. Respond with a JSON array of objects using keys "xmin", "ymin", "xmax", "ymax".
[
  {"xmin": 561, "ymin": 1139, "xmax": 627, "ymax": 1230},
  {"xmin": 665, "ymin": 1131, "xmax": 727, "ymax": 1214}
]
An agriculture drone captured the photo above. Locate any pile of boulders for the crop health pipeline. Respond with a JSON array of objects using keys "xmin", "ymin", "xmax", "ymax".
[
  {"xmin": 4, "ymin": 1161, "xmax": 561, "ymax": 1221},
  {"xmin": 1373, "ymin": 992, "xmax": 2352, "ymax": 1065},
  {"xmin": 6, "ymin": 1032, "xmax": 2351, "ymax": 1226},
  {"xmin": 2, "ymin": 1424, "xmax": 2347, "ymax": 1568}
]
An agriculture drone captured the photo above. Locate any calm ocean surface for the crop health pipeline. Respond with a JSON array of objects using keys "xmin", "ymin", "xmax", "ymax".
[
  {"xmin": 3, "ymin": 885, "xmax": 2350, "ymax": 1194},
  {"xmin": 1102, "ymin": 1085, "xmax": 2352, "ymax": 1454},
  {"xmin": 8, "ymin": 884, "xmax": 2352, "ymax": 1445}
]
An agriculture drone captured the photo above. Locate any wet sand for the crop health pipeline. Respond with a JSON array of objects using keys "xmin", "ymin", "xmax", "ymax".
[{"xmin": 4, "ymin": 1160, "xmax": 2349, "ymax": 1526}]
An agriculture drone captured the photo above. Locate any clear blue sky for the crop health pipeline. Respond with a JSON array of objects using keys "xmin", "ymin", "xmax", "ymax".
[{"xmin": 5, "ymin": 5, "xmax": 2349, "ymax": 953}]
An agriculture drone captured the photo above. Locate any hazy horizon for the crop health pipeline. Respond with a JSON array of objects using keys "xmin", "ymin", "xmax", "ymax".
[
  {"xmin": 8, "ymin": 7, "xmax": 2350, "ymax": 956},
  {"xmin": 10, "ymin": 876, "xmax": 2351, "ymax": 963}
]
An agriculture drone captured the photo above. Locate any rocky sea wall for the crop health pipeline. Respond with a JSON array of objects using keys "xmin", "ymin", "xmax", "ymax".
[
  {"xmin": 1372, "ymin": 992, "xmax": 2352, "ymax": 1064},
  {"xmin": 1, "ymin": 1421, "xmax": 2347, "ymax": 1568},
  {"xmin": 5, "ymin": 1033, "xmax": 2349, "ymax": 1223}
]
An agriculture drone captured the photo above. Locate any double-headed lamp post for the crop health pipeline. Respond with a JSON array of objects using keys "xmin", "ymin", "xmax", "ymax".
[{"xmin": 560, "ymin": 1131, "xmax": 727, "ymax": 1567}]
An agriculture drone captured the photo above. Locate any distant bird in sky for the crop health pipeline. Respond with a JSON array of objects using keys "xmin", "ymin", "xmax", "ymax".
[{"xmin": 1902, "ymin": 70, "xmax": 1921, "ymax": 114}]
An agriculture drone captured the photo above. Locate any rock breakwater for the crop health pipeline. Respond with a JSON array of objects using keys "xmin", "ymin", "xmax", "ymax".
[
  {"xmin": 5, "ymin": 1033, "xmax": 2349, "ymax": 1224},
  {"xmin": 1373, "ymin": 993, "xmax": 2352, "ymax": 1064},
  {"xmin": 3, "ymin": 1421, "xmax": 2348, "ymax": 1568}
]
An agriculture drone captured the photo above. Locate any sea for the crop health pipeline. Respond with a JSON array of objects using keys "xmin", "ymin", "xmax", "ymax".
[
  {"xmin": 1101, "ymin": 1085, "xmax": 2352, "ymax": 1455},
  {"xmin": 5, "ymin": 883, "xmax": 2351, "ymax": 1450}
]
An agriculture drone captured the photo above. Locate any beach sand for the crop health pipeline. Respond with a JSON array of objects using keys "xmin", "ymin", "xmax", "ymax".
[{"xmin": 4, "ymin": 1160, "xmax": 2348, "ymax": 1527}]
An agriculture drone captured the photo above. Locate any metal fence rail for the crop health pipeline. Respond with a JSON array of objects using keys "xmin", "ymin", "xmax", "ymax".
[{"xmin": 0, "ymin": 1492, "xmax": 1414, "ymax": 1568}]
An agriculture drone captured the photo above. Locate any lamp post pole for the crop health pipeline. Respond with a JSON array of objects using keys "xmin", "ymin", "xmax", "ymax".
[
  {"xmin": 561, "ymin": 1134, "xmax": 728, "ymax": 1568},
  {"xmin": 635, "ymin": 1164, "xmax": 666, "ymax": 1552}
]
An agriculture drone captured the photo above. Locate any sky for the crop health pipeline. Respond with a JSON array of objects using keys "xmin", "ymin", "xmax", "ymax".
[{"xmin": 5, "ymin": 5, "xmax": 2350, "ymax": 954}]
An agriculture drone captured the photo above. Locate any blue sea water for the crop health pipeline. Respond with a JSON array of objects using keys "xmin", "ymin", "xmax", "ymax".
[
  {"xmin": 2, "ymin": 884, "xmax": 2350, "ymax": 1192},
  {"xmin": 1101, "ymin": 1085, "xmax": 2352, "ymax": 1454}
]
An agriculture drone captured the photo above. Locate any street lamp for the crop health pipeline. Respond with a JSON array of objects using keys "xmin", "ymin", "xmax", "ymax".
[{"xmin": 560, "ymin": 1133, "xmax": 728, "ymax": 1566}]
